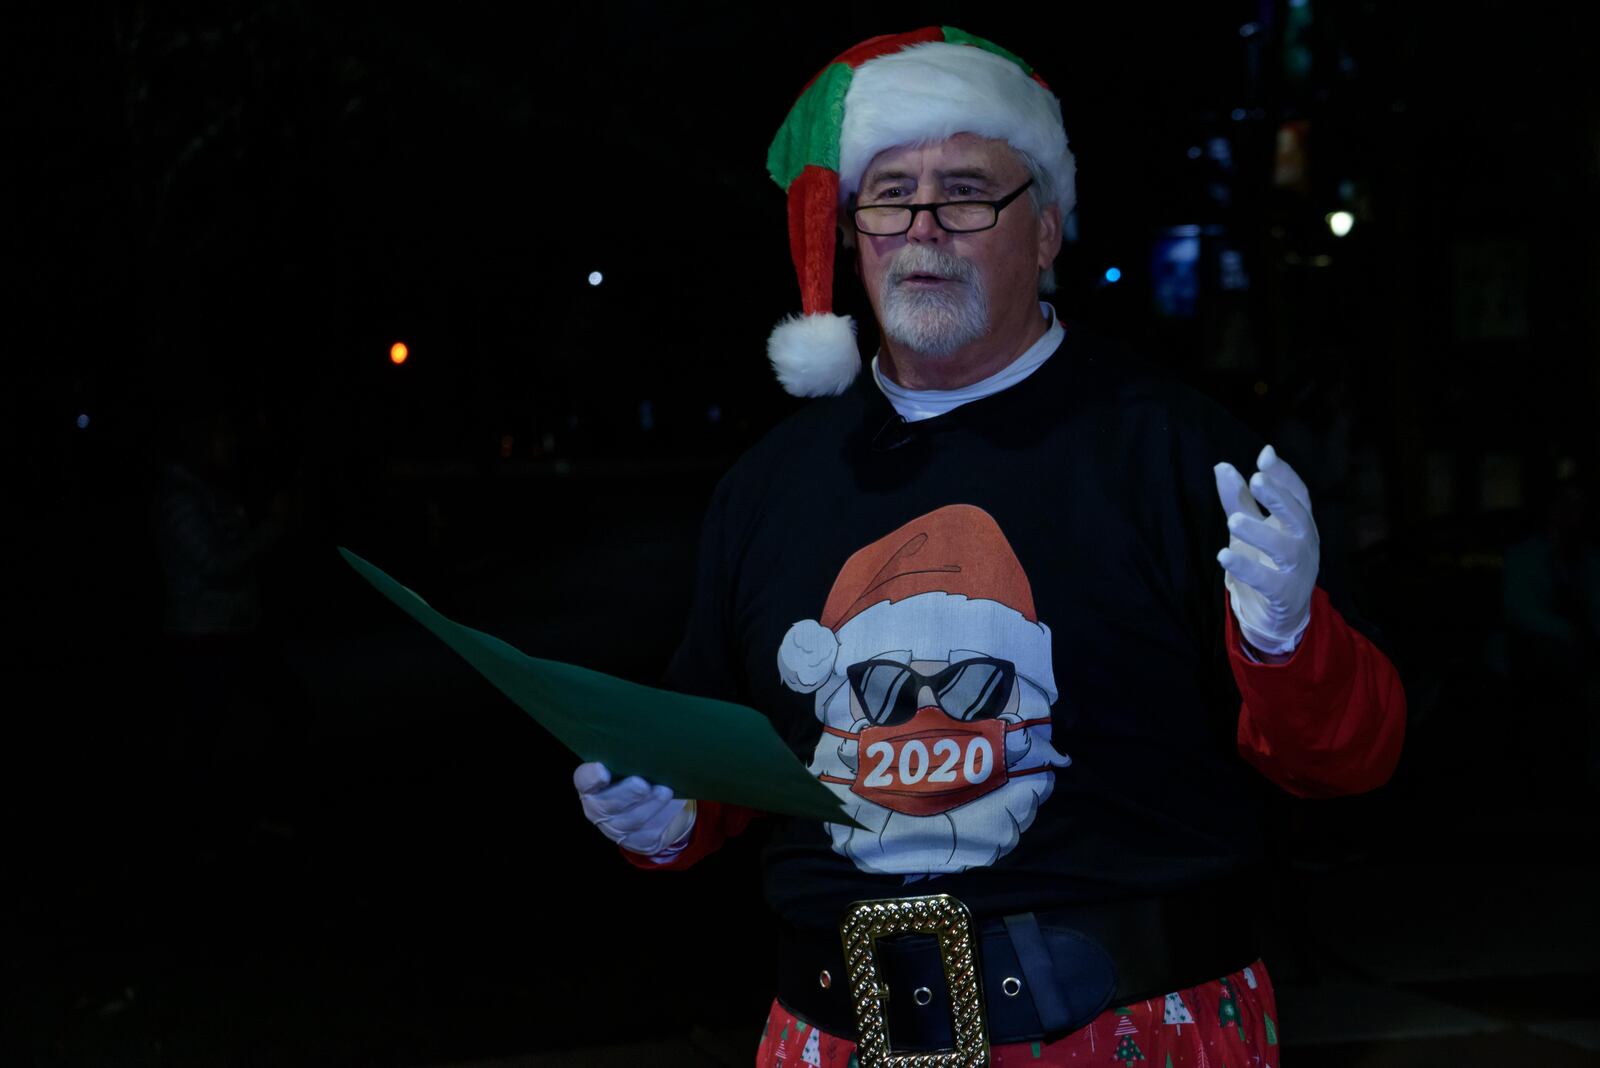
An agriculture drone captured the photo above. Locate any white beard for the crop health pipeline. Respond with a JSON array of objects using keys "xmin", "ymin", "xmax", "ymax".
[
  {"xmin": 805, "ymin": 671, "xmax": 1071, "ymax": 877},
  {"xmin": 878, "ymin": 245, "xmax": 990, "ymax": 357}
]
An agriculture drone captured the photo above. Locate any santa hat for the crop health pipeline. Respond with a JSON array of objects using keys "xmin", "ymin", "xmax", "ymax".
[
  {"xmin": 777, "ymin": 504, "xmax": 1057, "ymax": 702},
  {"xmin": 764, "ymin": 27, "xmax": 1077, "ymax": 398}
]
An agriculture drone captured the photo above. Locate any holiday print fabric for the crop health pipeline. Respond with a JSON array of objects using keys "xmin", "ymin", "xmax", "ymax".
[{"xmin": 755, "ymin": 960, "xmax": 1278, "ymax": 1067}]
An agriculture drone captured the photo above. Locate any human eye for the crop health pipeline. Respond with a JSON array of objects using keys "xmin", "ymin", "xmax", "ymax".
[{"xmin": 945, "ymin": 178, "xmax": 996, "ymax": 199}]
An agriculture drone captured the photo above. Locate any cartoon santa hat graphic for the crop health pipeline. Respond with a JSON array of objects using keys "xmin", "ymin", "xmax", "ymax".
[
  {"xmin": 764, "ymin": 27, "xmax": 1078, "ymax": 397},
  {"xmin": 777, "ymin": 504, "xmax": 1057, "ymax": 703}
]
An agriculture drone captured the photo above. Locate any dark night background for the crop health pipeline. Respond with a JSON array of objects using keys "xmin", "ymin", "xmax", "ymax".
[{"xmin": 7, "ymin": 2, "xmax": 1600, "ymax": 1065}]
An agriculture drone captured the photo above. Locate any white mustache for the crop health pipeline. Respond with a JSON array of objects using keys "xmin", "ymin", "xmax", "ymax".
[{"xmin": 887, "ymin": 246, "xmax": 978, "ymax": 287}]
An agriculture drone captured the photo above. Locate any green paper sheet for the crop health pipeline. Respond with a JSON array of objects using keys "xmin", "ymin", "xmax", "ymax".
[{"xmin": 340, "ymin": 547, "xmax": 863, "ymax": 829}]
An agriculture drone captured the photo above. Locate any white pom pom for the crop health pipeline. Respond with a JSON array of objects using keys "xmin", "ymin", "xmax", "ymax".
[
  {"xmin": 767, "ymin": 313, "xmax": 861, "ymax": 398},
  {"xmin": 777, "ymin": 619, "xmax": 839, "ymax": 692}
]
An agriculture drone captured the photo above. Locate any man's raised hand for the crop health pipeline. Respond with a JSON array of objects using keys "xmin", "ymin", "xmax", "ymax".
[{"xmin": 1213, "ymin": 445, "xmax": 1320, "ymax": 657}]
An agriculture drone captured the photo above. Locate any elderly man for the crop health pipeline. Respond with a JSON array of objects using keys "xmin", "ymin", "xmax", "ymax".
[{"xmin": 574, "ymin": 28, "xmax": 1404, "ymax": 1068}]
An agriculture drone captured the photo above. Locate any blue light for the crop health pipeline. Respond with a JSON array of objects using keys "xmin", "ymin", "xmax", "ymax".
[
  {"xmin": 1104, "ymin": 267, "xmax": 1122, "ymax": 283},
  {"xmin": 76, "ymin": 413, "xmax": 90, "ymax": 429}
]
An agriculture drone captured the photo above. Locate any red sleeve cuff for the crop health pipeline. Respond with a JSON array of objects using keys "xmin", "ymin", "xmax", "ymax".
[{"xmin": 1227, "ymin": 586, "xmax": 1407, "ymax": 798}]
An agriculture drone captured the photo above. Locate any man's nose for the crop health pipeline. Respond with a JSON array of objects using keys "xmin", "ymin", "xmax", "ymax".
[{"xmin": 905, "ymin": 203, "xmax": 944, "ymax": 243}]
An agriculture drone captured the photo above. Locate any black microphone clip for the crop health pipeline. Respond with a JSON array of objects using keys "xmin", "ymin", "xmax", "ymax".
[{"xmin": 871, "ymin": 413, "xmax": 917, "ymax": 452}]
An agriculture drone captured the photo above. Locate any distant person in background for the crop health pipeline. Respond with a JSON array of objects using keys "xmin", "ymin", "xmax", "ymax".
[
  {"xmin": 1503, "ymin": 479, "xmax": 1600, "ymax": 791},
  {"xmin": 154, "ymin": 397, "xmax": 302, "ymax": 833}
]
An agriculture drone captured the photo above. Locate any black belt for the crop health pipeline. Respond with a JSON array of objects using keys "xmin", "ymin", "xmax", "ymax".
[{"xmin": 777, "ymin": 878, "xmax": 1258, "ymax": 1052}]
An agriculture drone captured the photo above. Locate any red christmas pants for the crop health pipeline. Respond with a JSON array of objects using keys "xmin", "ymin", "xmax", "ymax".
[{"xmin": 755, "ymin": 959, "xmax": 1278, "ymax": 1067}]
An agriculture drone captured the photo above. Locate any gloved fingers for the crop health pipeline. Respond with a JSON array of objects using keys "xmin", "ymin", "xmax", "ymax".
[
  {"xmin": 1256, "ymin": 445, "xmax": 1314, "ymax": 517},
  {"xmin": 1248, "ymin": 472, "xmax": 1315, "ymax": 542},
  {"xmin": 585, "ymin": 774, "xmax": 659, "ymax": 817},
  {"xmin": 614, "ymin": 803, "xmax": 686, "ymax": 850},
  {"xmin": 659, "ymin": 800, "xmax": 696, "ymax": 845},
  {"xmin": 1218, "ymin": 546, "xmax": 1285, "ymax": 598},
  {"xmin": 573, "ymin": 761, "xmax": 613, "ymax": 795},
  {"xmin": 633, "ymin": 797, "xmax": 688, "ymax": 843},
  {"xmin": 617, "ymin": 813, "xmax": 680, "ymax": 856},
  {"xmin": 1226, "ymin": 530, "xmax": 1274, "ymax": 569},
  {"xmin": 1213, "ymin": 462, "xmax": 1265, "ymax": 523},
  {"xmin": 601, "ymin": 786, "xmax": 679, "ymax": 834},
  {"xmin": 589, "ymin": 795, "xmax": 667, "ymax": 838},
  {"xmin": 1226, "ymin": 512, "xmax": 1300, "ymax": 570}
]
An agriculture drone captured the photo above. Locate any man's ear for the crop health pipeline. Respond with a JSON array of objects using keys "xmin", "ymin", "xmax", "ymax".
[{"xmin": 1037, "ymin": 203, "xmax": 1064, "ymax": 271}]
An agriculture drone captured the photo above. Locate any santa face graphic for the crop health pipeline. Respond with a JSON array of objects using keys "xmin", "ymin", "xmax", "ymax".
[{"xmin": 777, "ymin": 505, "xmax": 1070, "ymax": 877}]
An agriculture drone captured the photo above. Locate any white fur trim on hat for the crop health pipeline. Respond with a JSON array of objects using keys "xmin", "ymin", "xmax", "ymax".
[
  {"xmin": 778, "ymin": 619, "xmax": 841, "ymax": 692},
  {"xmin": 839, "ymin": 42, "xmax": 1076, "ymax": 217},
  {"xmin": 767, "ymin": 313, "xmax": 861, "ymax": 398},
  {"xmin": 827, "ymin": 591, "xmax": 1057, "ymax": 703}
]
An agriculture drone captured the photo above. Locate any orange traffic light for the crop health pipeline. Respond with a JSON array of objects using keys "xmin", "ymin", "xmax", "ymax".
[{"xmin": 390, "ymin": 341, "xmax": 409, "ymax": 365}]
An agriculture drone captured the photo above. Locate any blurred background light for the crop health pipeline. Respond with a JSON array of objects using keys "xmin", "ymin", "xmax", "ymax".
[
  {"xmin": 588, "ymin": 271, "xmax": 603, "ymax": 286},
  {"xmin": 390, "ymin": 341, "xmax": 409, "ymax": 365},
  {"xmin": 1327, "ymin": 211, "xmax": 1355, "ymax": 237}
]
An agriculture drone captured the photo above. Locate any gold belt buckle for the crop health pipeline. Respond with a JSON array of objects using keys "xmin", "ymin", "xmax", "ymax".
[{"xmin": 839, "ymin": 893, "xmax": 990, "ymax": 1068}]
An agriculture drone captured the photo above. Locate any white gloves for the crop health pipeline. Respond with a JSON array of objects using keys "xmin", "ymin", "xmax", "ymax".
[
  {"xmin": 1214, "ymin": 445, "xmax": 1320, "ymax": 656},
  {"xmin": 573, "ymin": 762, "xmax": 696, "ymax": 857}
]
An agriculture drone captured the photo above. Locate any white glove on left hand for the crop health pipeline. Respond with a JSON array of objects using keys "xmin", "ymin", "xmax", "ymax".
[
  {"xmin": 573, "ymin": 762, "xmax": 696, "ymax": 857},
  {"xmin": 1213, "ymin": 445, "xmax": 1320, "ymax": 656}
]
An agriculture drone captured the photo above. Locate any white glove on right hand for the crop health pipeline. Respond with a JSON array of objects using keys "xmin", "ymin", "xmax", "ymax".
[
  {"xmin": 1213, "ymin": 445, "xmax": 1320, "ymax": 656},
  {"xmin": 573, "ymin": 762, "xmax": 696, "ymax": 857}
]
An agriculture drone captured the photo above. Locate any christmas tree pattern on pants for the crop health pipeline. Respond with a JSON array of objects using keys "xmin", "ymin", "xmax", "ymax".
[
  {"xmin": 1113, "ymin": 1007, "xmax": 1146, "ymax": 1065},
  {"xmin": 1217, "ymin": 976, "xmax": 1245, "ymax": 1040},
  {"xmin": 1163, "ymin": 991, "xmax": 1195, "ymax": 1031},
  {"xmin": 800, "ymin": 1023, "xmax": 821, "ymax": 1066}
]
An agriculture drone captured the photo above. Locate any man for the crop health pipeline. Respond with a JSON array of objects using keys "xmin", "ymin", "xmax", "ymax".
[{"xmin": 575, "ymin": 28, "xmax": 1404, "ymax": 1067}]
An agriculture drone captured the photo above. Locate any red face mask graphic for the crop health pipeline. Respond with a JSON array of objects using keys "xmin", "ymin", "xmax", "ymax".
[
  {"xmin": 853, "ymin": 706, "xmax": 1009, "ymax": 816},
  {"xmin": 831, "ymin": 656, "xmax": 1022, "ymax": 817}
]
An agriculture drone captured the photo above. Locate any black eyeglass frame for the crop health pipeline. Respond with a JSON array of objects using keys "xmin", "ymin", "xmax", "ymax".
[{"xmin": 849, "ymin": 179, "xmax": 1035, "ymax": 236}]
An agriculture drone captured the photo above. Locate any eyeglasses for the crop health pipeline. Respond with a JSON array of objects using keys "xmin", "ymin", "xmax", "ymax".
[
  {"xmin": 845, "ymin": 657, "xmax": 1016, "ymax": 726},
  {"xmin": 851, "ymin": 179, "xmax": 1034, "ymax": 236}
]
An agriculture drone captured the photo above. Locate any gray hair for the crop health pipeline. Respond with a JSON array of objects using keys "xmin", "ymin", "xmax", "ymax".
[{"xmin": 1016, "ymin": 145, "xmax": 1059, "ymax": 295}]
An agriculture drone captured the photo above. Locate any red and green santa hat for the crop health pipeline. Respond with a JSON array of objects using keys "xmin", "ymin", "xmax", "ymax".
[{"xmin": 765, "ymin": 27, "xmax": 1077, "ymax": 397}]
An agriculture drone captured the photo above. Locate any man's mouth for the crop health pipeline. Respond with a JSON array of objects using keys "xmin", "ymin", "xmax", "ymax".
[{"xmin": 901, "ymin": 272, "xmax": 955, "ymax": 285}]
